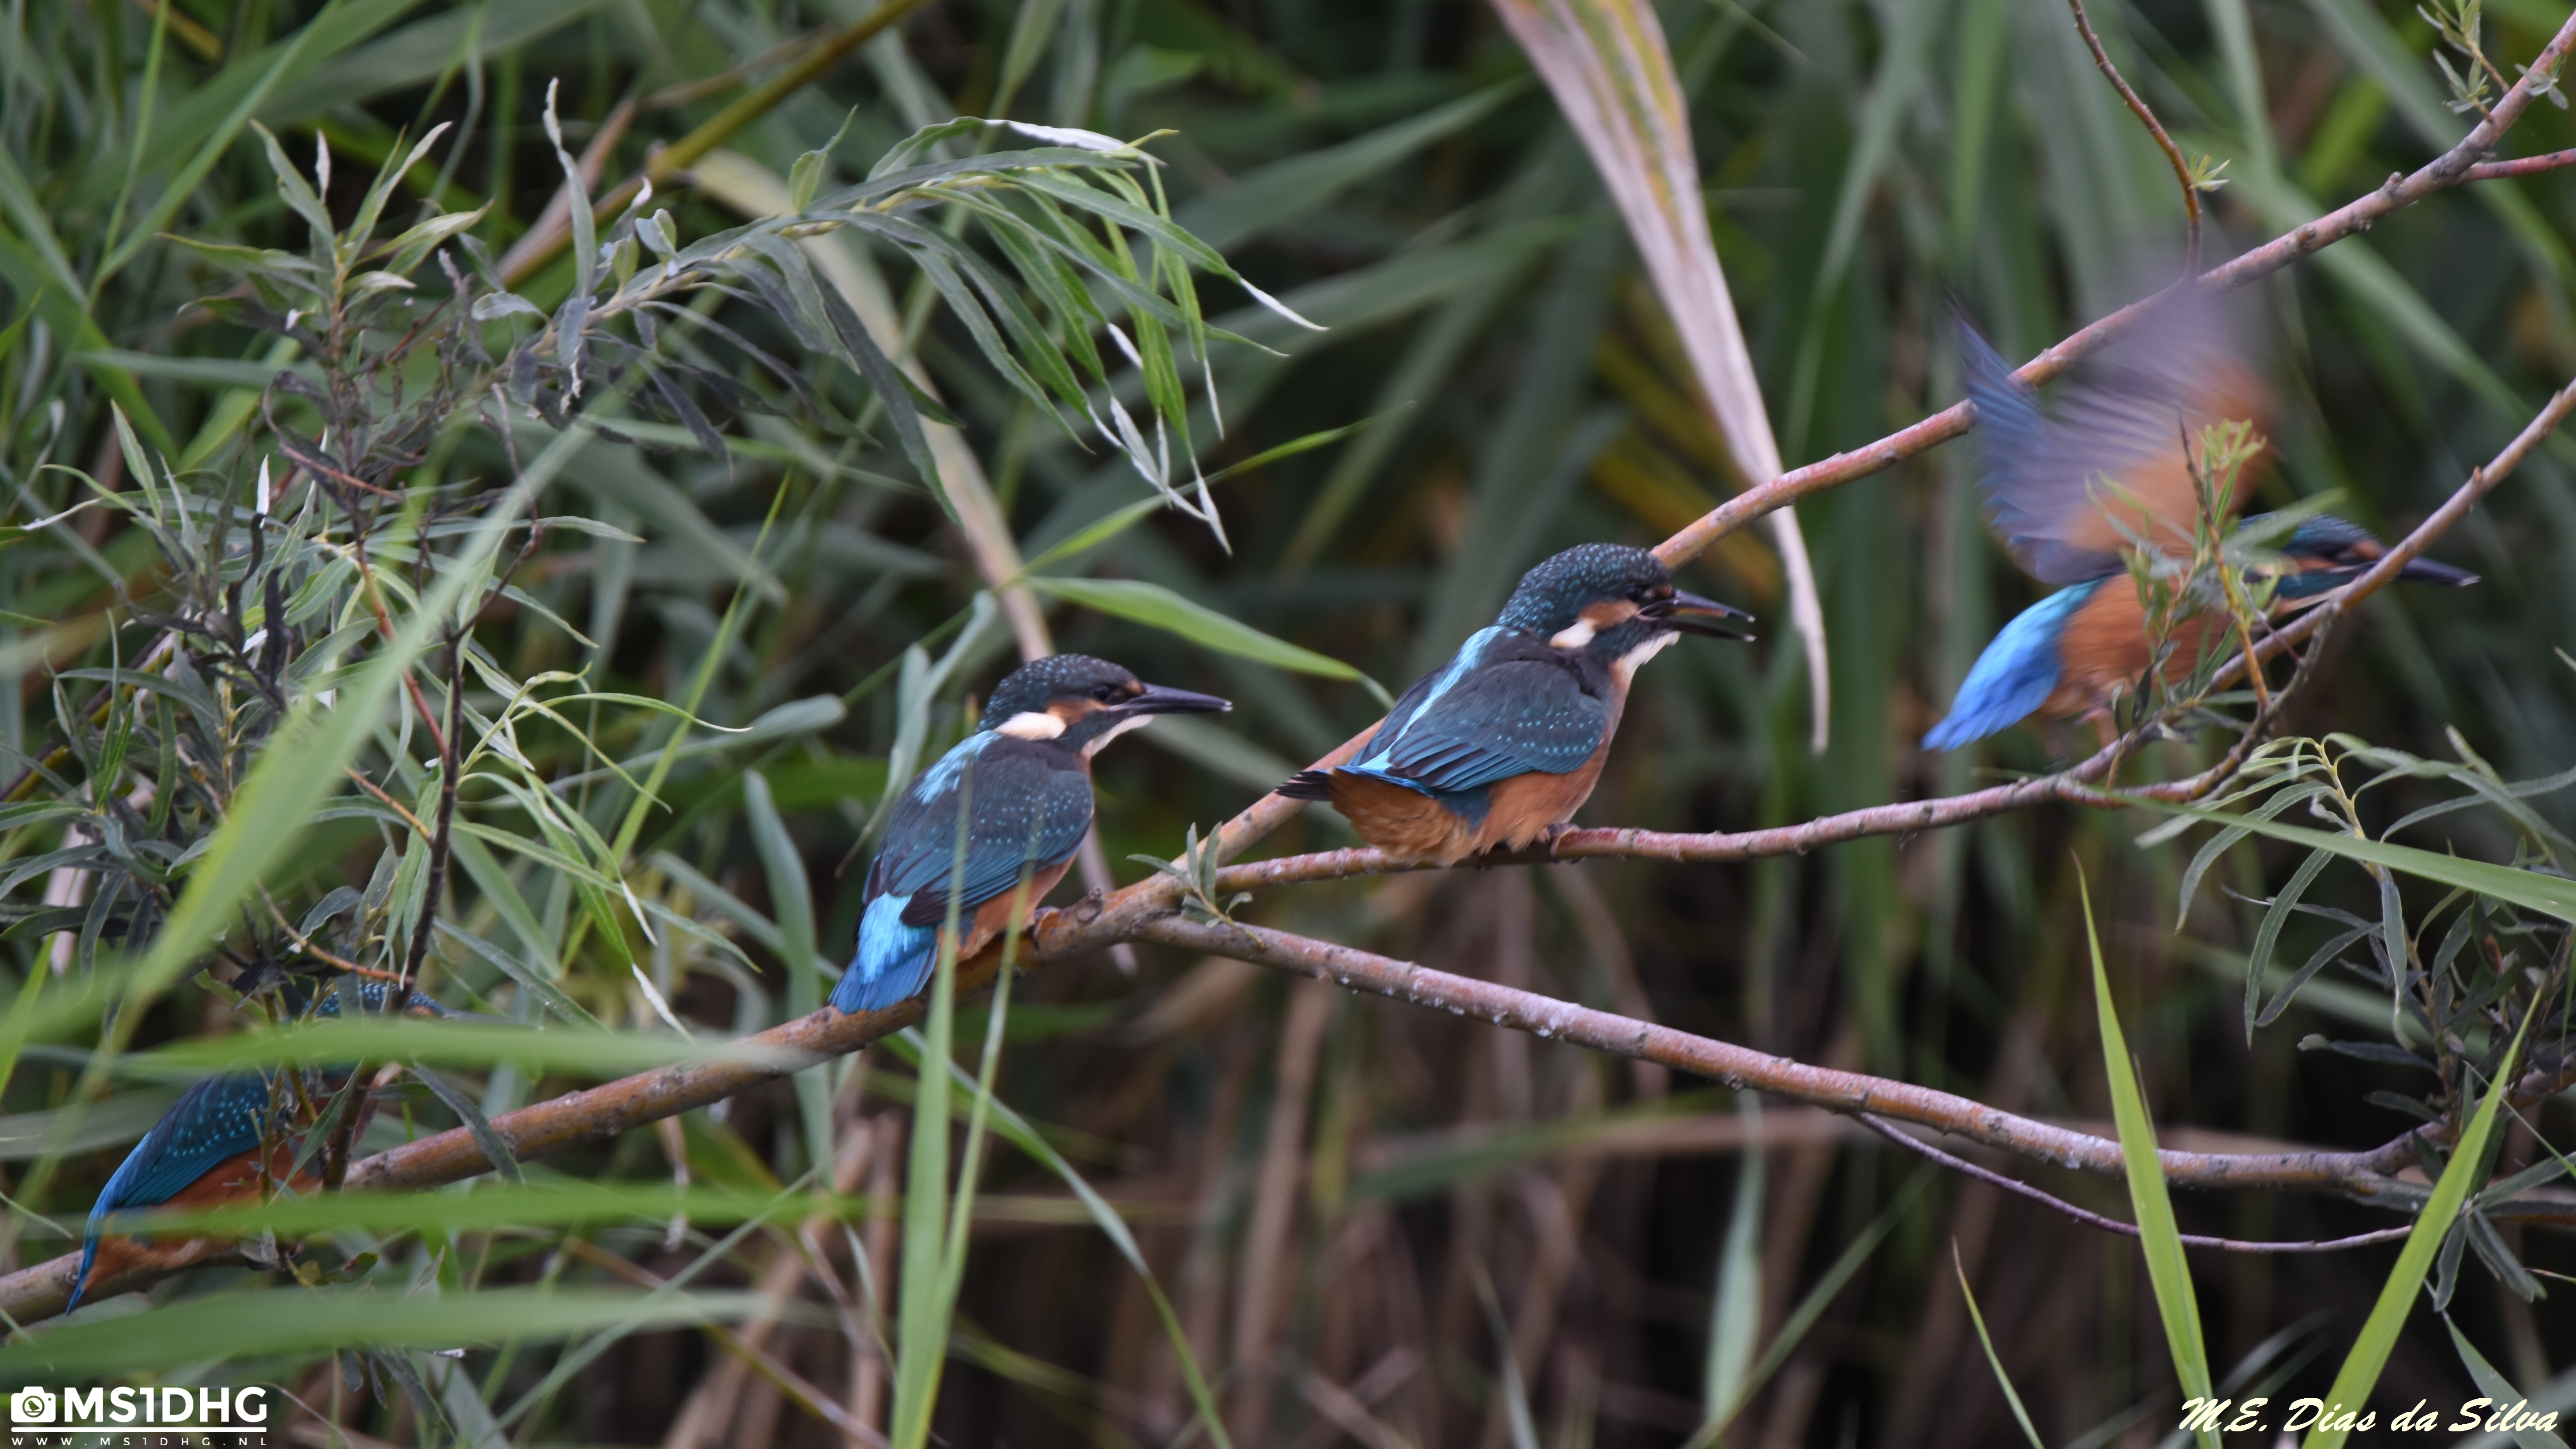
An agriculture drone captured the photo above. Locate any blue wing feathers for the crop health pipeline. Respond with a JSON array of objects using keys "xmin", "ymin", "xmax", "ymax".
[
  {"xmin": 72, "ymin": 1073, "xmax": 277, "ymax": 1312},
  {"xmin": 835, "ymin": 893, "xmax": 939, "ymax": 1014},
  {"xmin": 1923, "ymin": 582, "xmax": 2100, "ymax": 749},
  {"xmin": 70, "ymin": 979, "xmax": 459, "ymax": 1312},
  {"xmin": 1371, "ymin": 655, "xmax": 1609, "ymax": 792}
]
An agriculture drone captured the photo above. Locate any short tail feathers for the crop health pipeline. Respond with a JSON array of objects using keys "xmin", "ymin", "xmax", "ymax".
[
  {"xmin": 65, "ymin": 1237, "xmax": 100, "ymax": 1314},
  {"xmin": 833, "ymin": 893, "xmax": 939, "ymax": 1015},
  {"xmin": 1277, "ymin": 770, "xmax": 1339, "ymax": 801}
]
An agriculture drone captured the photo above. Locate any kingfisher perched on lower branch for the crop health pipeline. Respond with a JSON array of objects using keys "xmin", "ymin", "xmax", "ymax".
[
  {"xmin": 833, "ymin": 655, "xmax": 1230, "ymax": 1015},
  {"xmin": 69, "ymin": 977, "xmax": 455, "ymax": 1313},
  {"xmin": 1924, "ymin": 314, "xmax": 2477, "ymax": 751},
  {"xmin": 1279, "ymin": 544, "xmax": 1748, "ymax": 865}
]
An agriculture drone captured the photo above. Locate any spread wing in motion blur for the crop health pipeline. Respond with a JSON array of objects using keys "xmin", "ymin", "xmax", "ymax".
[{"xmin": 1958, "ymin": 292, "xmax": 2272, "ymax": 586}]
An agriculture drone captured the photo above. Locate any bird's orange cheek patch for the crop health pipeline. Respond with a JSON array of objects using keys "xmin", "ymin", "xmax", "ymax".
[{"xmin": 1551, "ymin": 601, "xmax": 1641, "ymax": 649}]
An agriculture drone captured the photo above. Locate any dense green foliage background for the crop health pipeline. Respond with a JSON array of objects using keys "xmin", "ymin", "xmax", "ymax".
[{"xmin": 3, "ymin": 0, "xmax": 2576, "ymax": 1444}]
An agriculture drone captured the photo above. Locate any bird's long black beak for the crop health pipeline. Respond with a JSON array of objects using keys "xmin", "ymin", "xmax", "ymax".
[
  {"xmin": 1653, "ymin": 589, "xmax": 1756, "ymax": 641},
  {"xmin": 2398, "ymin": 556, "xmax": 2479, "ymax": 587},
  {"xmin": 1123, "ymin": 683, "xmax": 1234, "ymax": 715}
]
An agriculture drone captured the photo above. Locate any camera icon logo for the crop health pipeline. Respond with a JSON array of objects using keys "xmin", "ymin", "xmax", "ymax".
[{"xmin": 10, "ymin": 1388, "xmax": 56, "ymax": 1423}]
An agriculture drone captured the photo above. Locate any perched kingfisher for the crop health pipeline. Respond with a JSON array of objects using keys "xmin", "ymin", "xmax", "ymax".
[
  {"xmin": 1279, "ymin": 544, "xmax": 1748, "ymax": 865},
  {"xmin": 70, "ymin": 977, "xmax": 454, "ymax": 1312},
  {"xmin": 834, "ymin": 655, "xmax": 1230, "ymax": 1015},
  {"xmin": 1924, "ymin": 318, "xmax": 2477, "ymax": 751}
]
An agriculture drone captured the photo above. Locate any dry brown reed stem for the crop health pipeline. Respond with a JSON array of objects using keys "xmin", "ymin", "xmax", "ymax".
[
  {"xmin": 2063, "ymin": 0, "xmax": 2204, "ymax": 270},
  {"xmin": 1650, "ymin": 2, "xmax": 2576, "ymax": 572}
]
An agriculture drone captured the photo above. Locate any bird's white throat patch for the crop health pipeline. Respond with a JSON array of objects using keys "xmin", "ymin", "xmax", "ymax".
[
  {"xmin": 1083, "ymin": 713, "xmax": 1153, "ymax": 756},
  {"xmin": 1548, "ymin": 618, "xmax": 1597, "ymax": 649},
  {"xmin": 995, "ymin": 710, "xmax": 1068, "ymax": 741},
  {"xmin": 1613, "ymin": 631, "xmax": 1679, "ymax": 681}
]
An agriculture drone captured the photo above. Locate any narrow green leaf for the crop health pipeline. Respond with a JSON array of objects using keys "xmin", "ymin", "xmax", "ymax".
[
  {"xmin": 1684, "ymin": 1169, "xmax": 1928, "ymax": 1449},
  {"xmin": 411, "ymin": 1062, "xmax": 526, "ymax": 1184},
  {"xmin": 2081, "ymin": 870, "xmax": 2218, "ymax": 1443},
  {"xmin": 1955, "ymin": 1244, "xmax": 2047, "ymax": 1449},
  {"xmin": 2304, "ymin": 1014, "xmax": 2530, "ymax": 1449},
  {"xmin": 744, "ymin": 770, "xmax": 830, "ymax": 1178},
  {"xmin": 1701, "ymin": 1095, "xmax": 1762, "ymax": 1427},
  {"xmin": 2247, "ymin": 848, "xmax": 2334, "ymax": 1042},
  {"xmin": 141, "ymin": 1019, "xmax": 809, "ymax": 1076},
  {"xmin": 2142, "ymin": 802, "xmax": 2576, "ymax": 924},
  {"xmin": 1027, "ymin": 574, "xmax": 1383, "ymax": 698},
  {"xmin": 0, "ymin": 1287, "xmax": 765, "ymax": 1377},
  {"xmin": 2442, "ymin": 1315, "xmax": 2569, "ymax": 1449}
]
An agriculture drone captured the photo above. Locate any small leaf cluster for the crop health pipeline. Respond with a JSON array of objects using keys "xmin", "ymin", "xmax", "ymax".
[{"xmin": 2168, "ymin": 729, "xmax": 2576, "ymax": 1301}]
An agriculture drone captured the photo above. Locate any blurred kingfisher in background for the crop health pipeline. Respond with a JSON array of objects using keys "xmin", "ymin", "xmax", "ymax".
[
  {"xmin": 835, "ymin": 655, "xmax": 1230, "ymax": 1015},
  {"xmin": 1280, "ymin": 544, "xmax": 1749, "ymax": 865},
  {"xmin": 1923, "ymin": 313, "xmax": 2478, "ymax": 751},
  {"xmin": 70, "ymin": 977, "xmax": 456, "ymax": 1312}
]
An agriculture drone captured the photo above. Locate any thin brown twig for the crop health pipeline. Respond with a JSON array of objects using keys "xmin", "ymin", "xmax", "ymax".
[
  {"xmin": 258, "ymin": 888, "xmax": 404, "ymax": 984},
  {"xmin": 399, "ymin": 634, "xmax": 468, "ymax": 994},
  {"xmin": 2467, "ymin": 146, "xmax": 2576, "ymax": 178},
  {"xmin": 2065, "ymin": 0, "xmax": 2204, "ymax": 270},
  {"xmin": 1852, "ymin": 1114, "xmax": 2415, "ymax": 1254},
  {"xmin": 340, "ymin": 767, "xmax": 430, "ymax": 837}
]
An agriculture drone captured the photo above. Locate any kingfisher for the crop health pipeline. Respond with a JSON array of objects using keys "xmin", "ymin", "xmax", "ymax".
[
  {"xmin": 834, "ymin": 655, "xmax": 1230, "ymax": 1015},
  {"xmin": 1278, "ymin": 544, "xmax": 1748, "ymax": 865},
  {"xmin": 1924, "ymin": 316, "xmax": 2476, "ymax": 751},
  {"xmin": 69, "ymin": 976, "xmax": 455, "ymax": 1312}
]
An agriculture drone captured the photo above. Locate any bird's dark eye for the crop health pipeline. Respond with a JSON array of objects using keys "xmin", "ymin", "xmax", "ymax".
[{"xmin": 1092, "ymin": 683, "xmax": 1117, "ymax": 702}]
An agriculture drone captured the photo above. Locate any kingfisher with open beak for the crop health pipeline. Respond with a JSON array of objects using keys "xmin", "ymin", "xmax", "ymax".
[
  {"xmin": 1924, "ymin": 312, "xmax": 2477, "ymax": 751},
  {"xmin": 1280, "ymin": 543, "xmax": 1749, "ymax": 865},
  {"xmin": 834, "ymin": 654, "xmax": 1230, "ymax": 1015}
]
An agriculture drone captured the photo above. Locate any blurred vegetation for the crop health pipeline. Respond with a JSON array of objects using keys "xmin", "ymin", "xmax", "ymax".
[{"xmin": 2, "ymin": 0, "xmax": 2575, "ymax": 1444}]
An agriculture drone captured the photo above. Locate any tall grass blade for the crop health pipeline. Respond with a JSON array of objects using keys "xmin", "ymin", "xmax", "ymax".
[
  {"xmin": 1699, "ymin": 1094, "xmax": 1762, "ymax": 1434},
  {"xmin": 2445, "ymin": 1314, "xmax": 2570, "ymax": 1449},
  {"xmin": 2304, "ymin": 1013, "xmax": 2531, "ymax": 1449},
  {"xmin": 744, "ymin": 769, "xmax": 832, "ymax": 1177},
  {"xmin": 1955, "ymin": 1243, "xmax": 2047, "ymax": 1449},
  {"xmin": 888, "ymin": 781, "xmax": 977, "ymax": 1448},
  {"xmin": 1683, "ymin": 1168, "xmax": 1928, "ymax": 1449},
  {"xmin": 2081, "ymin": 869, "xmax": 2218, "ymax": 1444}
]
